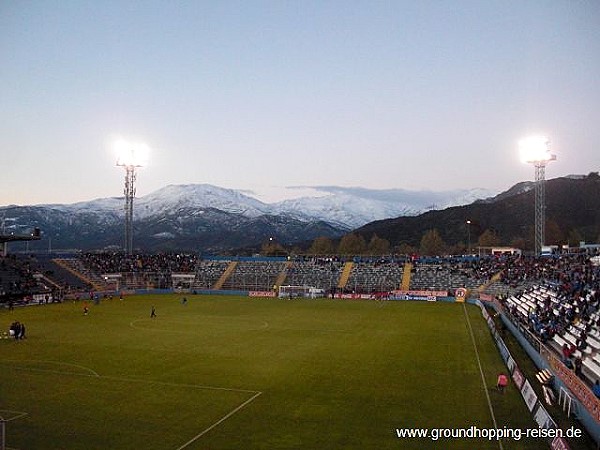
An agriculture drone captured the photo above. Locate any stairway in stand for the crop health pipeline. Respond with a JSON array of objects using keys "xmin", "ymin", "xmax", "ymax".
[
  {"xmin": 337, "ymin": 262, "xmax": 354, "ymax": 290},
  {"xmin": 401, "ymin": 262, "xmax": 413, "ymax": 291},
  {"xmin": 212, "ymin": 261, "xmax": 238, "ymax": 290}
]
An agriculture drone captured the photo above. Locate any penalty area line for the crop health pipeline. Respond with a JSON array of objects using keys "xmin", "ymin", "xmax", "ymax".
[
  {"xmin": 0, "ymin": 410, "xmax": 28, "ymax": 422},
  {"xmin": 175, "ymin": 391, "xmax": 262, "ymax": 450},
  {"xmin": 1, "ymin": 359, "xmax": 100, "ymax": 377},
  {"xmin": 1, "ymin": 363, "xmax": 260, "ymax": 394}
]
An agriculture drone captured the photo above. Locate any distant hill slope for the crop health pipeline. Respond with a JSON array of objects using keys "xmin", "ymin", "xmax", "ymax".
[{"xmin": 353, "ymin": 174, "xmax": 600, "ymax": 250}]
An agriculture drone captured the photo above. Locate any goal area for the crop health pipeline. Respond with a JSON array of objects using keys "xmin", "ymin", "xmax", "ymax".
[{"xmin": 278, "ymin": 285, "xmax": 324, "ymax": 299}]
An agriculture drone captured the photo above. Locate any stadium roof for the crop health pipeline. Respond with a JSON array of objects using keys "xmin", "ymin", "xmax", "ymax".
[{"xmin": 0, "ymin": 228, "xmax": 41, "ymax": 245}]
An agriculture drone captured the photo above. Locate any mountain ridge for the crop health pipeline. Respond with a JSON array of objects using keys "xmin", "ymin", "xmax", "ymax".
[
  {"xmin": 3, "ymin": 183, "xmax": 495, "ymax": 228},
  {"xmin": 0, "ymin": 182, "xmax": 494, "ymax": 252},
  {"xmin": 353, "ymin": 174, "xmax": 600, "ymax": 251},
  {"xmin": 3, "ymin": 175, "xmax": 595, "ymax": 253}
]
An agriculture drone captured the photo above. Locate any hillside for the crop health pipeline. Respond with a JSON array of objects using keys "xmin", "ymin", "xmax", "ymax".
[{"xmin": 353, "ymin": 174, "xmax": 600, "ymax": 251}]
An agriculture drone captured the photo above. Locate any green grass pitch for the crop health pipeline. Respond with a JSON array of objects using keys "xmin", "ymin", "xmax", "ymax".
[{"xmin": 0, "ymin": 295, "xmax": 544, "ymax": 449}]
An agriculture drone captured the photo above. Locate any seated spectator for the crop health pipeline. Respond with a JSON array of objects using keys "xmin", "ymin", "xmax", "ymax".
[
  {"xmin": 593, "ymin": 380, "xmax": 600, "ymax": 399},
  {"xmin": 574, "ymin": 357, "xmax": 584, "ymax": 379},
  {"xmin": 564, "ymin": 358, "xmax": 574, "ymax": 370},
  {"xmin": 562, "ymin": 344, "xmax": 576, "ymax": 367}
]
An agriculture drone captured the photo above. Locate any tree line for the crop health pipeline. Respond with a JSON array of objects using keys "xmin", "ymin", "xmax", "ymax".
[{"xmin": 260, "ymin": 223, "xmax": 597, "ymax": 257}]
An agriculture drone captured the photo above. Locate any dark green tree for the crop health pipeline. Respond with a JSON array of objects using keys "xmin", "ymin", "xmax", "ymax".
[
  {"xmin": 308, "ymin": 236, "xmax": 335, "ymax": 255},
  {"xmin": 338, "ymin": 233, "xmax": 367, "ymax": 256},
  {"xmin": 367, "ymin": 234, "xmax": 390, "ymax": 255},
  {"xmin": 420, "ymin": 229, "xmax": 446, "ymax": 256},
  {"xmin": 478, "ymin": 229, "xmax": 500, "ymax": 248}
]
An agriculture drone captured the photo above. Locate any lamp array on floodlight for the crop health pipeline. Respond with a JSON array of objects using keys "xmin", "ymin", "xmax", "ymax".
[
  {"xmin": 115, "ymin": 139, "xmax": 149, "ymax": 254},
  {"xmin": 518, "ymin": 136, "xmax": 556, "ymax": 165},
  {"xmin": 115, "ymin": 139, "xmax": 149, "ymax": 168}
]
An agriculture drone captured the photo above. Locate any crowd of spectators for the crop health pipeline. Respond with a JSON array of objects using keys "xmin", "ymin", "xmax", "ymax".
[
  {"xmin": 68, "ymin": 251, "xmax": 599, "ymax": 293},
  {"xmin": 80, "ymin": 252, "xmax": 198, "ymax": 274},
  {"xmin": 505, "ymin": 253, "xmax": 600, "ymax": 321},
  {"xmin": 499, "ymin": 252, "xmax": 600, "ymax": 384},
  {"xmin": 3, "ymin": 249, "xmax": 599, "ymax": 301},
  {"xmin": 1, "ymin": 255, "xmax": 46, "ymax": 300}
]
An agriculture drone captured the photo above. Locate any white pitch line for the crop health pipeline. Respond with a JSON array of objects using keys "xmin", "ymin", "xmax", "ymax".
[
  {"xmin": 130, "ymin": 318, "xmax": 271, "ymax": 333},
  {"xmin": 462, "ymin": 303, "xmax": 503, "ymax": 450},
  {"xmin": 129, "ymin": 318, "xmax": 194, "ymax": 334},
  {"xmin": 99, "ymin": 375, "xmax": 261, "ymax": 395},
  {"xmin": 0, "ymin": 410, "xmax": 28, "ymax": 422},
  {"xmin": 0, "ymin": 365, "xmax": 100, "ymax": 379},
  {"xmin": 2, "ymin": 359, "xmax": 100, "ymax": 377},
  {"xmin": 2, "ymin": 361, "xmax": 264, "ymax": 449},
  {"xmin": 1, "ymin": 361, "xmax": 259, "ymax": 394},
  {"xmin": 175, "ymin": 391, "xmax": 262, "ymax": 450},
  {"xmin": 262, "ymin": 325, "xmax": 349, "ymax": 333}
]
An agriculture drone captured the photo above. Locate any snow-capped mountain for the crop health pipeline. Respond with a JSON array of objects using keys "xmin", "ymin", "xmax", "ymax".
[
  {"xmin": 135, "ymin": 184, "xmax": 494, "ymax": 228},
  {"xmin": 1, "ymin": 183, "xmax": 496, "ymax": 252},
  {"xmin": 271, "ymin": 186, "xmax": 495, "ymax": 228},
  {"xmin": 477, "ymin": 182, "xmax": 535, "ymax": 204},
  {"xmin": 272, "ymin": 194, "xmax": 412, "ymax": 229},
  {"xmin": 135, "ymin": 184, "xmax": 270, "ymax": 219},
  {"xmin": 24, "ymin": 183, "xmax": 494, "ymax": 230}
]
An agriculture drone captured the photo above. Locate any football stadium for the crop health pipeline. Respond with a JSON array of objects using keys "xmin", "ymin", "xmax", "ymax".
[
  {"xmin": 2, "ymin": 3, "xmax": 600, "ymax": 450},
  {"xmin": 2, "ymin": 250, "xmax": 600, "ymax": 449}
]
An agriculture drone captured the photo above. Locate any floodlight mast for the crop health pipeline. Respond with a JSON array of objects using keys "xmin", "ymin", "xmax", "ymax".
[
  {"xmin": 115, "ymin": 141, "xmax": 147, "ymax": 254},
  {"xmin": 519, "ymin": 136, "xmax": 556, "ymax": 256},
  {"xmin": 120, "ymin": 164, "xmax": 137, "ymax": 254}
]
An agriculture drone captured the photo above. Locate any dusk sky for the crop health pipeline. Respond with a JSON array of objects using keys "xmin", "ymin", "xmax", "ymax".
[{"xmin": 1, "ymin": 1, "xmax": 599, "ymax": 206}]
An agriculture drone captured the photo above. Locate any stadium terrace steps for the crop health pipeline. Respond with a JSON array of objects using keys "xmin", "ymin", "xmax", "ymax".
[
  {"xmin": 52, "ymin": 258, "xmax": 104, "ymax": 291},
  {"xmin": 33, "ymin": 273, "xmax": 62, "ymax": 290},
  {"xmin": 219, "ymin": 261, "xmax": 287, "ymax": 291},
  {"xmin": 344, "ymin": 262, "xmax": 404, "ymax": 293},
  {"xmin": 193, "ymin": 261, "xmax": 229, "ymax": 290},
  {"xmin": 212, "ymin": 261, "xmax": 237, "ymax": 290},
  {"xmin": 283, "ymin": 260, "xmax": 344, "ymax": 290},
  {"xmin": 274, "ymin": 261, "xmax": 292, "ymax": 288},
  {"xmin": 401, "ymin": 263, "xmax": 412, "ymax": 290},
  {"xmin": 337, "ymin": 262, "xmax": 354, "ymax": 289},
  {"xmin": 477, "ymin": 271, "xmax": 502, "ymax": 293}
]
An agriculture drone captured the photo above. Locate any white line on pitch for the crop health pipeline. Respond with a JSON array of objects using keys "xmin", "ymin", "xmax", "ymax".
[
  {"xmin": 175, "ymin": 391, "xmax": 263, "ymax": 450},
  {"xmin": 1, "ymin": 359, "xmax": 100, "ymax": 377},
  {"xmin": 1, "ymin": 362, "xmax": 259, "ymax": 394}
]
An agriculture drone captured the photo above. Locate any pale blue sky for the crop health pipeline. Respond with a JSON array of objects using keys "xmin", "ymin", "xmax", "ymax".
[{"xmin": 1, "ymin": 1, "xmax": 599, "ymax": 205}]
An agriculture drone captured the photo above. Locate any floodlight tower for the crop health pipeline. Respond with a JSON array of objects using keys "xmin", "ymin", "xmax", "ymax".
[
  {"xmin": 519, "ymin": 136, "xmax": 556, "ymax": 256},
  {"xmin": 115, "ymin": 140, "xmax": 149, "ymax": 254}
]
